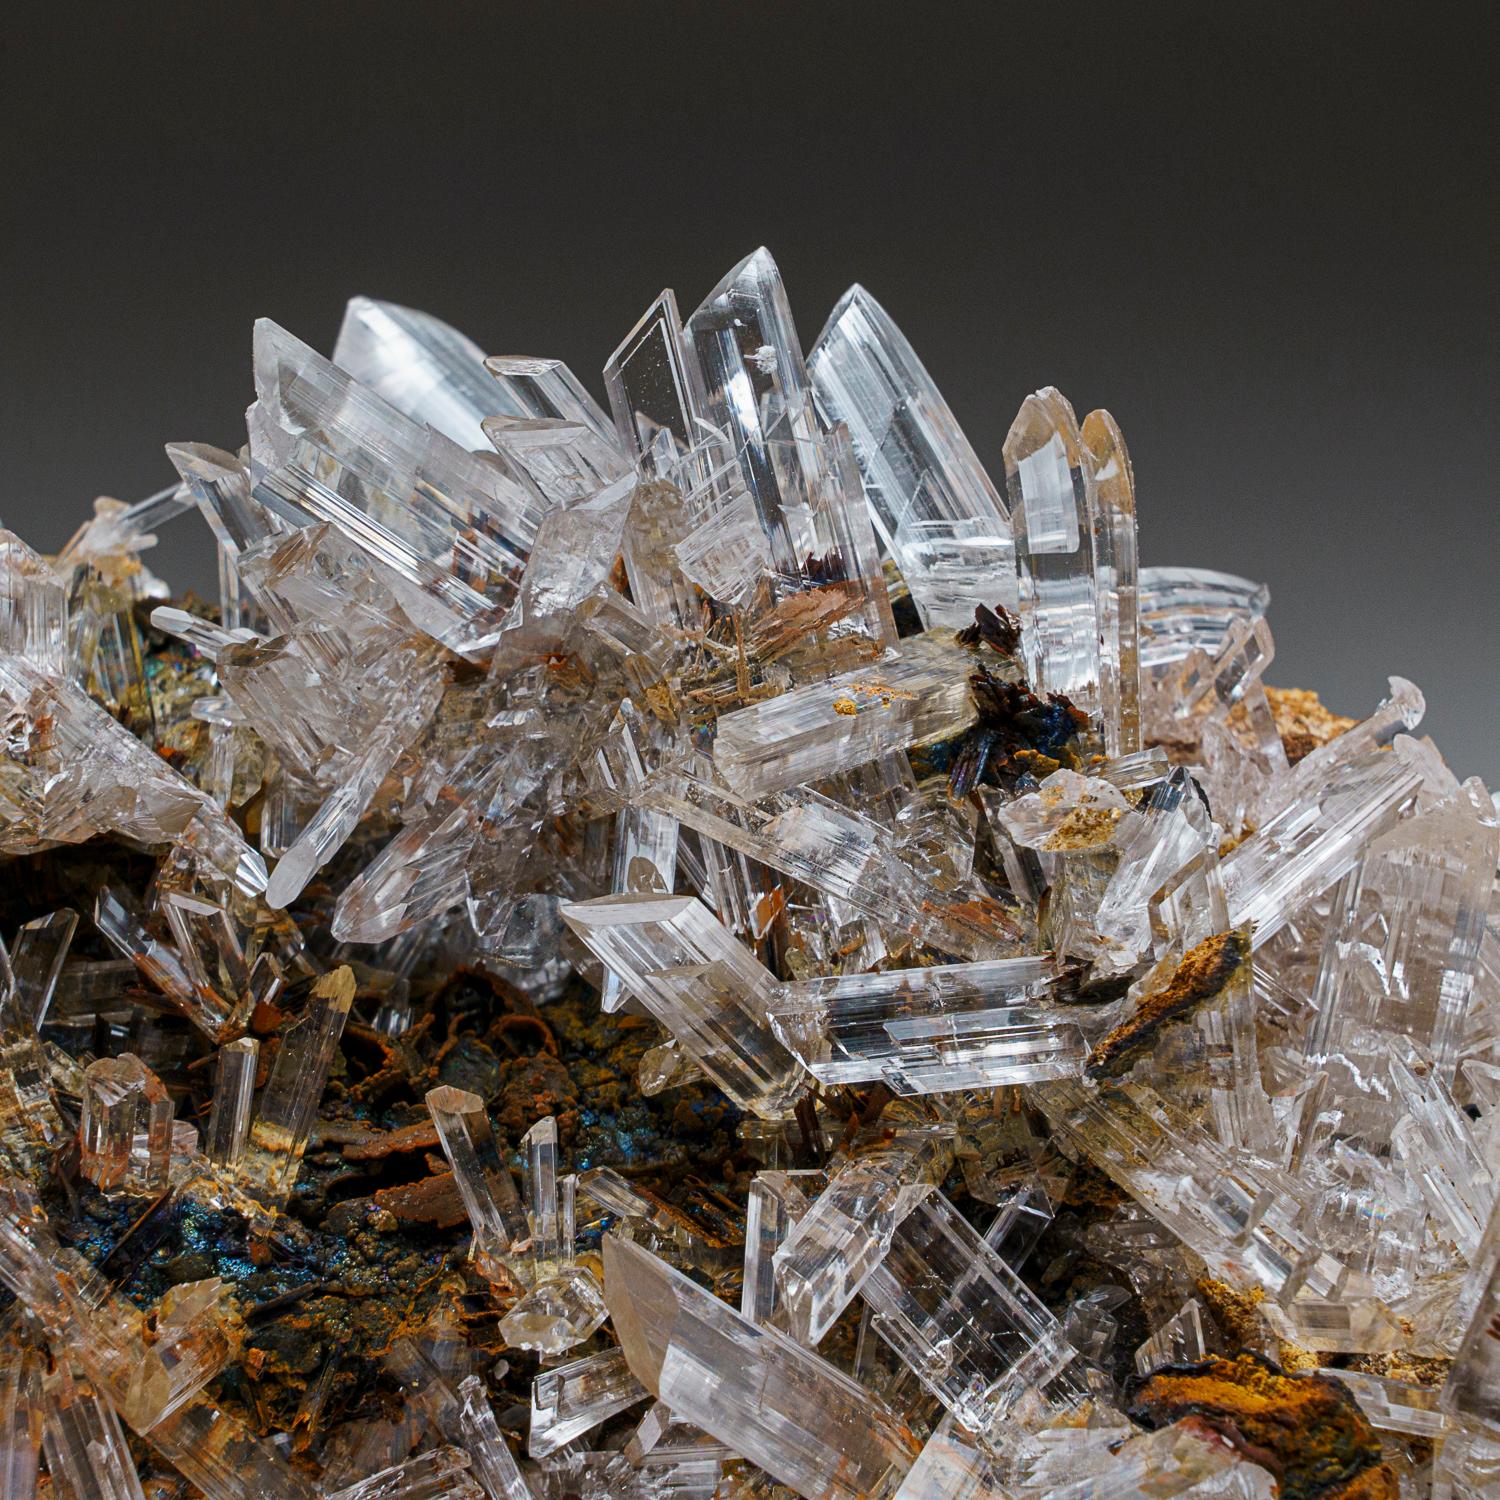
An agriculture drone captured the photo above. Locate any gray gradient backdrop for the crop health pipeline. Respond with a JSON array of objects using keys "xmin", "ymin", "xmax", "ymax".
[{"xmin": 3, "ymin": 3, "xmax": 1496, "ymax": 779}]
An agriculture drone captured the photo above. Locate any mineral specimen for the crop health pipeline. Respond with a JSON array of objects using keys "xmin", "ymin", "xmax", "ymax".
[{"xmin": 0, "ymin": 248, "xmax": 1492, "ymax": 1499}]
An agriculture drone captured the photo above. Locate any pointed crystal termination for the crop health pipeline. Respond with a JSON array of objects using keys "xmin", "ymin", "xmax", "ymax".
[
  {"xmin": 772, "ymin": 1128, "xmax": 948, "ymax": 1345},
  {"xmin": 560, "ymin": 894, "xmax": 807, "ymax": 1120},
  {"xmin": 0, "ymin": 1332, "xmax": 43, "ymax": 1500},
  {"xmin": 204, "ymin": 1037, "xmax": 259, "ymax": 1167},
  {"xmin": 682, "ymin": 248, "xmax": 896, "ymax": 661},
  {"xmin": 425, "ymin": 1085, "xmax": 529, "ymax": 1280},
  {"xmin": 604, "ymin": 288, "xmax": 702, "ymax": 473},
  {"xmin": 247, "ymin": 319, "xmax": 542, "ymax": 656},
  {"xmin": 1003, "ymin": 387, "xmax": 1101, "ymax": 717},
  {"xmin": 40, "ymin": 1360, "xmax": 146, "ymax": 1500},
  {"xmin": 93, "ymin": 886, "xmax": 242, "ymax": 1043},
  {"xmin": 144, "ymin": 1398, "xmax": 318, "ymax": 1500},
  {"xmin": 331, "ymin": 795, "xmax": 482, "ymax": 945},
  {"xmin": 1223, "ymin": 749, "xmax": 1423, "ymax": 948},
  {"xmin": 236, "ymin": 965, "xmax": 355, "ymax": 1218},
  {"xmin": 485, "ymin": 354, "xmax": 618, "ymax": 443},
  {"xmin": 809, "ymin": 284, "xmax": 1016, "ymax": 629},
  {"xmin": 263, "ymin": 657, "xmax": 446, "ymax": 910},
  {"xmin": 9, "ymin": 908, "xmax": 78, "ymax": 1029},
  {"xmin": 454, "ymin": 1376, "xmax": 535, "ymax": 1500},
  {"xmin": 1256, "ymin": 675, "xmax": 1424, "ymax": 826},
  {"xmin": 520, "ymin": 1116, "xmax": 563, "ymax": 1276},
  {"xmin": 767, "ymin": 956, "xmax": 1084, "ymax": 1095},
  {"xmin": 604, "ymin": 1234, "xmax": 917, "ymax": 1499},
  {"xmin": 528, "ymin": 1346, "xmax": 648, "ymax": 1458},
  {"xmin": 499, "ymin": 1116, "xmax": 607, "ymax": 1354},
  {"xmin": 167, "ymin": 441, "xmax": 284, "ymax": 565},
  {"xmin": 1081, "ymin": 407, "xmax": 1141, "ymax": 756},
  {"xmin": 1135, "ymin": 1299, "xmax": 1208, "ymax": 1374},
  {"xmin": 333, "ymin": 296, "xmax": 509, "ymax": 453},
  {"xmin": 741, "ymin": 1172, "xmax": 803, "ymax": 1326},
  {"xmin": 79, "ymin": 1052, "xmax": 174, "ymax": 1196},
  {"xmin": 712, "ymin": 634, "xmax": 975, "ymax": 798},
  {"xmin": 685, "ymin": 247, "xmax": 823, "ymax": 581},
  {"xmin": 860, "ymin": 1188, "xmax": 1076, "ymax": 1436}
]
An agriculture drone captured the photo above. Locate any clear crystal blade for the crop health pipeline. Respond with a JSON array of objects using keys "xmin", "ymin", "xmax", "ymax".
[
  {"xmin": 861, "ymin": 1188, "xmax": 1076, "ymax": 1435},
  {"xmin": 1081, "ymin": 407, "xmax": 1140, "ymax": 755},
  {"xmin": 528, "ymin": 1347, "xmax": 647, "ymax": 1458},
  {"xmin": 560, "ymin": 894, "xmax": 805, "ymax": 1119},
  {"xmin": 768, "ymin": 957, "xmax": 1085, "ymax": 1094},
  {"xmin": 808, "ymin": 284, "xmax": 1014, "ymax": 629},
  {"xmin": 712, "ymin": 634, "xmax": 973, "ymax": 798},
  {"xmin": 484, "ymin": 354, "xmax": 616, "ymax": 442},
  {"xmin": 603, "ymin": 1233, "xmax": 917, "ymax": 1498},
  {"xmin": 334, "ymin": 296, "xmax": 505, "ymax": 452},
  {"xmin": 1003, "ymin": 387, "xmax": 1099, "ymax": 715}
]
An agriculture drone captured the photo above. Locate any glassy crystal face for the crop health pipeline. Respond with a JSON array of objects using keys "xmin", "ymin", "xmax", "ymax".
[{"xmin": 0, "ymin": 249, "xmax": 1479, "ymax": 1500}]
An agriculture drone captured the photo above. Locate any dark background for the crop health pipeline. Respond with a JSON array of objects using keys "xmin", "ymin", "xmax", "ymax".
[{"xmin": 4, "ymin": 3, "xmax": 1496, "ymax": 779}]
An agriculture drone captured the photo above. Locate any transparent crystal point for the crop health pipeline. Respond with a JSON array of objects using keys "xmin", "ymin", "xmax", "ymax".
[
  {"xmin": 808, "ymin": 284, "xmax": 1015, "ymax": 628},
  {"xmin": 237, "ymin": 965, "xmax": 355, "ymax": 1216},
  {"xmin": 1003, "ymin": 387, "xmax": 1100, "ymax": 715},
  {"xmin": 334, "ymin": 296, "xmax": 504, "ymax": 452},
  {"xmin": 1081, "ymin": 407, "xmax": 1140, "ymax": 755},
  {"xmin": 80, "ymin": 1052, "xmax": 174, "ymax": 1195},
  {"xmin": 604, "ymin": 289, "xmax": 702, "ymax": 472},
  {"xmin": 425, "ymin": 1084, "xmax": 529, "ymax": 1276},
  {"xmin": 484, "ymin": 354, "xmax": 616, "ymax": 442}
]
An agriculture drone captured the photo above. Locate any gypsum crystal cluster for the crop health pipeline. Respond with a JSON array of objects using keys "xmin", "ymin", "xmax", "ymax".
[{"xmin": 0, "ymin": 247, "xmax": 1496, "ymax": 1500}]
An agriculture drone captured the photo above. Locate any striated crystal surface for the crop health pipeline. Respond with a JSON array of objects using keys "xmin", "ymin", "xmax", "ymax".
[
  {"xmin": 560, "ymin": 894, "xmax": 805, "ymax": 1119},
  {"xmin": 528, "ymin": 1347, "xmax": 647, "ymax": 1457},
  {"xmin": 604, "ymin": 1233, "xmax": 917, "ymax": 1498},
  {"xmin": 767, "ymin": 957, "xmax": 1086, "ymax": 1093},
  {"xmin": 772, "ymin": 1125, "xmax": 948, "ymax": 1344},
  {"xmin": 809, "ymin": 284, "xmax": 1015, "ymax": 629}
]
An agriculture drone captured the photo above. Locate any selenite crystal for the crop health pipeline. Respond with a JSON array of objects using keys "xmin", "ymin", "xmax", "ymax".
[{"xmin": 0, "ymin": 248, "xmax": 1487, "ymax": 1499}]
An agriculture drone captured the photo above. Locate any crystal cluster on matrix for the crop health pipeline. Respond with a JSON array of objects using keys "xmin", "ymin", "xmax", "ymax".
[{"xmin": 0, "ymin": 247, "xmax": 1497, "ymax": 1500}]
